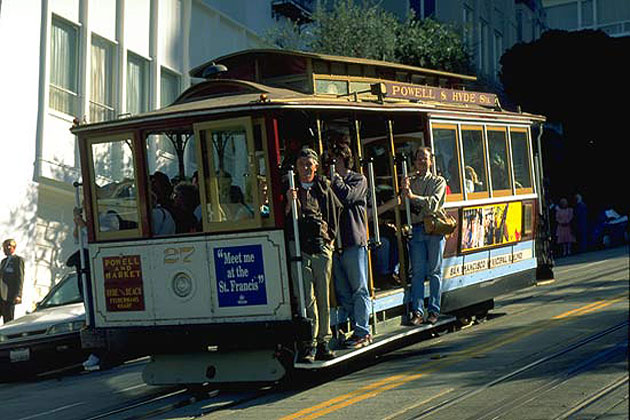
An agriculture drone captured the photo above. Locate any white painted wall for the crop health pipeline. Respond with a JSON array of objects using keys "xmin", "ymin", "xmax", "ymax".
[{"xmin": 0, "ymin": 0, "xmax": 271, "ymax": 323}]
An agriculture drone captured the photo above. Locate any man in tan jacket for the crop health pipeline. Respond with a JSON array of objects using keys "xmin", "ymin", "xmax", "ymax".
[{"xmin": 402, "ymin": 147, "xmax": 447, "ymax": 326}]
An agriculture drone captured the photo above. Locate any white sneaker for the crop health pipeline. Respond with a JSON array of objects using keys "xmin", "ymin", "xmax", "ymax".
[{"xmin": 82, "ymin": 354, "xmax": 101, "ymax": 371}]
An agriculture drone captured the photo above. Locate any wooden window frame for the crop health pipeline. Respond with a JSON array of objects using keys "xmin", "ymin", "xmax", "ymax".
[
  {"xmin": 509, "ymin": 127, "xmax": 535, "ymax": 195},
  {"xmin": 486, "ymin": 126, "xmax": 513, "ymax": 198},
  {"xmin": 460, "ymin": 124, "xmax": 490, "ymax": 200},
  {"xmin": 431, "ymin": 123, "xmax": 464, "ymax": 202},
  {"xmin": 87, "ymin": 132, "xmax": 144, "ymax": 241},
  {"xmin": 194, "ymin": 117, "xmax": 262, "ymax": 233}
]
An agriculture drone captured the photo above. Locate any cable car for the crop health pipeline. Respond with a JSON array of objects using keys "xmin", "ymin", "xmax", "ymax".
[{"xmin": 72, "ymin": 49, "xmax": 548, "ymax": 385}]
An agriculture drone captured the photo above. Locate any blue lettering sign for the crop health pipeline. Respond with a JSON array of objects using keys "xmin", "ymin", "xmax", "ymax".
[{"xmin": 214, "ymin": 245, "xmax": 267, "ymax": 307}]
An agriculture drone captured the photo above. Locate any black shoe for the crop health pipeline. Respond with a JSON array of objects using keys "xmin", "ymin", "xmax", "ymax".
[
  {"xmin": 297, "ymin": 346, "xmax": 316, "ymax": 363},
  {"xmin": 315, "ymin": 342, "xmax": 336, "ymax": 361}
]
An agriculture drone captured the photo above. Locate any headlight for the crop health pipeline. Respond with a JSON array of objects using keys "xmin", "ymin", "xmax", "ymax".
[
  {"xmin": 0, "ymin": 334, "xmax": 7, "ymax": 343},
  {"xmin": 46, "ymin": 320, "xmax": 86, "ymax": 335}
]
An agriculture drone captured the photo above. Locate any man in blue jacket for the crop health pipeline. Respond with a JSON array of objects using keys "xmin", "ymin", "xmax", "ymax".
[{"xmin": 330, "ymin": 144, "xmax": 372, "ymax": 348}]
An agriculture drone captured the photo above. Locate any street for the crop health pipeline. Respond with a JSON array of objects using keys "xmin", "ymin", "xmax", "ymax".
[{"xmin": 1, "ymin": 246, "xmax": 627, "ymax": 420}]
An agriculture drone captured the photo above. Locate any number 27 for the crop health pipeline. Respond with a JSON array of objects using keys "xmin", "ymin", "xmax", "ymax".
[{"xmin": 163, "ymin": 247, "xmax": 195, "ymax": 264}]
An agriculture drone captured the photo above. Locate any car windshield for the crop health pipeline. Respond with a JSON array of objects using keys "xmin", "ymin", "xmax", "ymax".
[{"xmin": 37, "ymin": 273, "xmax": 83, "ymax": 309}]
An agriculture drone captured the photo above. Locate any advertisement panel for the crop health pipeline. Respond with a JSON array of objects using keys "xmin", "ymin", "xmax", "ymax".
[
  {"xmin": 213, "ymin": 244, "xmax": 267, "ymax": 307},
  {"xmin": 102, "ymin": 255, "xmax": 145, "ymax": 311},
  {"xmin": 461, "ymin": 202, "xmax": 522, "ymax": 252}
]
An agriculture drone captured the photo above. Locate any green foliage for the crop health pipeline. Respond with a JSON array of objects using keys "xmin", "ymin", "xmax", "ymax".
[
  {"xmin": 396, "ymin": 17, "xmax": 471, "ymax": 74},
  {"xmin": 264, "ymin": 0, "xmax": 471, "ymax": 73},
  {"xmin": 309, "ymin": 0, "xmax": 399, "ymax": 62}
]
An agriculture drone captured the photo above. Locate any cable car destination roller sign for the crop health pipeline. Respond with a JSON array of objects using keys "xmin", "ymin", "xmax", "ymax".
[{"xmin": 378, "ymin": 81, "xmax": 498, "ymax": 106}]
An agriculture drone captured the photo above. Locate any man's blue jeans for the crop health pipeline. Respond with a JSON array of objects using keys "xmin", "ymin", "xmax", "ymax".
[
  {"xmin": 409, "ymin": 224, "xmax": 445, "ymax": 316},
  {"xmin": 333, "ymin": 245, "xmax": 371, "ymax": 337}
]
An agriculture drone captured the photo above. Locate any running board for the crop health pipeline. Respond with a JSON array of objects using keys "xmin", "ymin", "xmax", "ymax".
[{"xmin": 295, "ymin": 315, "xmax": 456, "ymax": 369}]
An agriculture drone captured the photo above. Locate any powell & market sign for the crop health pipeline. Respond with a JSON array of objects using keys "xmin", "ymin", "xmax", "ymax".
[{"xmin": 377, "ymin": 82, "xmax": 498, "ymax": 106}]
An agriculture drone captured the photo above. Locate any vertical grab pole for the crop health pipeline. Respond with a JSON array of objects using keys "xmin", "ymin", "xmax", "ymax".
[
  {"xmin": 329, "ymin": 159, "xmax": 345, "ymax": 335},
  {"xmin": 288, "ymin": 169, "xmax": 307, "ymax": 319},
  {"xmin": 366, "ymin": 157, "xmax": 381, "ymax": 247},
  {"xmin": 401, "ymin": 157, "xmax": 413, "ymax": 239},
  {"xmin": 73, "ymin": 181, "xmax": 93, "ymax": 327},
  {"xmin": 329, "ymin": 159, "xmax": 342, "ymax": 253}
]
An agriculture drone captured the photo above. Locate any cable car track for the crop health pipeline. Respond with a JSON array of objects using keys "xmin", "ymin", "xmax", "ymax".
[{"xmin": 406, "ymin": 320, "xmax": 629, "ymax": 420}]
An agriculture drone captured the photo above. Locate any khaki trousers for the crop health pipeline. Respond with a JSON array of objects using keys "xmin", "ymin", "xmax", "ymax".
[{"xmin": 290, "ymin": 243, "xmax": 333, "ymax": 346}]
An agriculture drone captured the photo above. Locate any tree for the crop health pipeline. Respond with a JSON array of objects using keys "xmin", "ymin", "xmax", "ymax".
[
  {"xmin": 265, "ymin": 0, "xmax": 471, "ymax": 73},
  {"xmin": 500, "ymin": 30, "xmax": 630, "ymax": 215},
  {"xmin": 395, "ymin": 17, "xmax": 471, "ymax": 74}
]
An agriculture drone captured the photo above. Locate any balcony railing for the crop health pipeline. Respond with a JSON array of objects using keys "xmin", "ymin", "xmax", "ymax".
[
  {"xmin": 89, "ymin": 101, "xmax": 116, "ymax": 123},
  {"xmin": 49, "ymin": 84, "xmax": 79, "ymax": 116},
  {"xmin": 271, "ymin": 0, "xmax": 314, "ymax": 24}
]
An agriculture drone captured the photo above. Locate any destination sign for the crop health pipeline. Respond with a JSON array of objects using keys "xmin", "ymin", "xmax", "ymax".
[{"xmin": 380, "ymin": 82, "xmax": 497, "ymax": 106}]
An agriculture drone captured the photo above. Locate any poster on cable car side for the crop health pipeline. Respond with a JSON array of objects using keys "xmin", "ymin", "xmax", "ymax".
[
  {"xmin": 214, "ymin": 244, "xmax": 267, "ymax": 307},
  {"xmin": 102, "ymin": 255, "xmax": 145, "ymax": 311},
  {"xmin": 461, "ymin": 202, "xmax": 522, "ymax": 252}
]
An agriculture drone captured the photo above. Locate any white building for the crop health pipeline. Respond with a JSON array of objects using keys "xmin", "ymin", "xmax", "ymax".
[
  {"xmin": 0, "ymin": 0, "xmax": 285, "ymax": 321},
  {"xmin": 380, "ymin": 0, "xmax": 547, "ymax": 84},
  {"xmin": 543, "ymin": 0, "xmax": 630, "ymax": 36}
]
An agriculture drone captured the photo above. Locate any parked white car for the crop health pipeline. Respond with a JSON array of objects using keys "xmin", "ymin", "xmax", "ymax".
[{"xmin": 0, "ymin": 272, "xmax": 88, "ymax": 379}]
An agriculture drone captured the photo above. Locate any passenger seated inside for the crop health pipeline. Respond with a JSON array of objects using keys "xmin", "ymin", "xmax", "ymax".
[
  {"xmin": 172, "ymin": 182, "xmax": 200, "ymax": 233},
  {"xmin": 465, "ymin": 165, "xmax": 482, "ymax": 193},
  {"xmin": 150, "ymin": 171, "xmax": 176, "ymax": 236},
  {"xmin": 100, "ymin": 210, "xmax": 121, "ymax": 232},
  {"xmin": 367, "ymin": 190, "xmax": 402, "ymax": 290},
  {"xmin": 228, "ymin": 185, "xmax": 254, "ymax": 220}
]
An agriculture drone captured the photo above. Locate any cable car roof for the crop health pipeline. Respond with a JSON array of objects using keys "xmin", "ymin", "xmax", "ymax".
[{"xmin": 190, "ymin": 48, "xmax": 478, "ymax": 83}]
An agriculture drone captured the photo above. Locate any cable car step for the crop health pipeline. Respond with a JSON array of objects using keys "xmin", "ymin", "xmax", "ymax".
[{"xmin": 294, "ymin": 315, "xmax": 455, "ymax": 369}]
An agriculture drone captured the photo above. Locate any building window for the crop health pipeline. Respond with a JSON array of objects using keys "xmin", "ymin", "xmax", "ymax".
[
  {"xmin": 90, "ymin": 35, "xmax": 116, "ymax": 122},
  {"xmin": 479, "ymin": 19, "xmax": 488, "ymax": 73},
  {"xmin": 463, "ymin": 6, "xmax": 474, "ymax": 54},
  {"xmin": 411, "ymin": 0, "xmax": 436, "ymax": 19},
  {"xmin": 546, "ymin": 3, "xmax": 578, "ymax": 30},
  {"xmin": 493, "ymin": 31, "xmax": 503, "ymax": 81},
  {"xmin": 160, "ymin": 68, "xmax": 180, "ymax": 108},
  {"xmin": 126, "ymin": 52, "xmax": 149, "ymax": 115},
  {"xmin": 49, "ymin": 16, "xmax": 79, "ymax": 116},
  {"xmin": 581, "ymin": 0, "xmax": 594, "ymax": 27}
]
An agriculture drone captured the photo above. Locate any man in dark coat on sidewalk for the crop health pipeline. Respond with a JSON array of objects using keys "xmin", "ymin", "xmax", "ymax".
[{"xmin": 1, "ymin": 239, "xmax": 25, "ymax": 323}]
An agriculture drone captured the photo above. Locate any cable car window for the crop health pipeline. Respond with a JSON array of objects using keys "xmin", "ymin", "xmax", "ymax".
[
  {"xmin": 277, "ymin": 111, "xmax": 318, "ymax": 175},
  {"xmin": 487, "ymin": 127, "xmax": 512, "ymax": 195},
  {"xmin": 196, "ymin": 118, "xmax": 259, "ymax": 231},
  {"xmin": 145, "ymin": 128, "xmax": 201, "ymax": 235},
  {"xmin": 90, "ymin": 135, "xmax": 140, "ymax": 237},
  {"xmin": 252, "ymin": 119, "xmax": 274, "ymax": 226},
  {"xmin": 510, "ymin": 128, "xmax": 533, "ymax": 193},
  {"xmin": 432, "ymin": 124, "xmax": 463, "ymax": 201},
  {"xmin": 461, "ymin": 126, "xmax": 489, "ymax": 199},
  {"xmin": 315, "ymin": 79, "xmax": 348, "ymax": 96}
]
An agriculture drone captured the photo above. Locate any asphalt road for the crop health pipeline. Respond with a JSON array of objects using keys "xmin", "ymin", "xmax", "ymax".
[{"xmin": 0, "ymin": 246, "xmax": 627, "ymax": 420}]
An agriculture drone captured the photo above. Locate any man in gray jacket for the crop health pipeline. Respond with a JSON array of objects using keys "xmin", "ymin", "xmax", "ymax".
[{"xmin": 402, "ymin": 147, "xmax": 447, "ymax": 326}]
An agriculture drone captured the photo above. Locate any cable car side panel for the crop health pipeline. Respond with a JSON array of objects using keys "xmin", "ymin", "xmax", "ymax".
[{"xmin": 88, "ymin": 230, "xmax": 292, "ymax": 327}]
